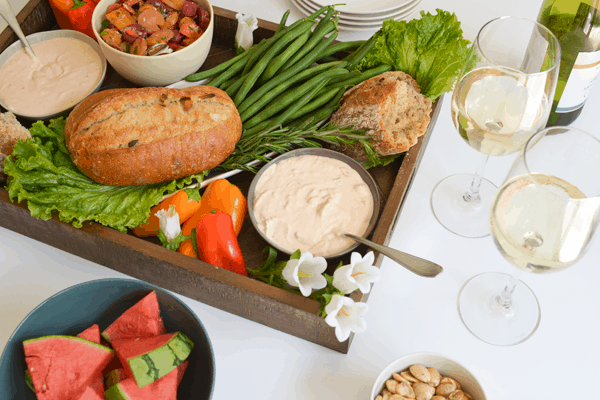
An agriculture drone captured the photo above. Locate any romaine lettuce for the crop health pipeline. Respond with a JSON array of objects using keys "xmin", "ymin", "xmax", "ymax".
[
  {"xmin": 357, "ymin": 9, "xmax": 476, "ymax": 100},
  {"xmin": 4, "ymin": 118, "xmax": 206, "ymax": 233}
]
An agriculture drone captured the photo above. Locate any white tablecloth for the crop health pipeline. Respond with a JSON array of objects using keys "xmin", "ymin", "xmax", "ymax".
[{"xmin": 2, "ymin": 1, "xmax": 600, "ymax": 399}]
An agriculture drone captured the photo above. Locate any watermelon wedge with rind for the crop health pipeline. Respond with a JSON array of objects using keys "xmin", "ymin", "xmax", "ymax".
[
  {"xmin": 104, "ymin": 362, "xmax": 188, "ymax": 392},
  {"xmin": 102, "ymin": 291, "xmax": 166, "ymax": 343},
  {"xmin": 104, "ymin": 366, "xmax": 178, "ymax": 400},
  {"xmin": 24, "ymin": 336, "xmax": 114, "ymax": 400},
  {"xmin": 111, "ymin": 332, "xmax": 193, "ymax": 388},
  {"xmin": 77, "ymin": 324, "xmax": 105, "ymax": 398},
  {"xmin": 25, "ymin": 369, "xmax": 35, "ymax": 392}
]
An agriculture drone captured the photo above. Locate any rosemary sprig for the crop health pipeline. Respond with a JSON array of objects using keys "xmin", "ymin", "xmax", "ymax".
[{"xmin": 219, "ymin": 121, "xmax": 385, "ymax": 173}]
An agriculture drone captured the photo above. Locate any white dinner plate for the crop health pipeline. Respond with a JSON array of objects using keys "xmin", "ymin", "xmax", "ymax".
[
  {"xmin": 294, "ymin": 0, "xmax": 420, "ymax": 29},
  {"xmin": 311, "ymin": 0, "xmax": 414, "ymax": 14},
  {"xmin": 303, "ymin": 0, "xmax": 420, "ymax": 21}
]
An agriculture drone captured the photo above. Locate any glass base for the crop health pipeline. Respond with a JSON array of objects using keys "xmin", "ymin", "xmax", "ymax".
[
  {"xmin": 458, "ymin": 272, "xmax": 541, "ymax": 346},
  {"xmin": 430, "ymin": 173, "xmax": 497, "ymax": 238}
]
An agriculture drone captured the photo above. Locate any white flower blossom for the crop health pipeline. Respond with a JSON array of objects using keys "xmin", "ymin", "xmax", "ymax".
[
  {"xmin": 332, "ymin": 251, "xmax": 381, "ymax": 294},
  {"xmin": 324, "ymin": 294, "xmax": 368, "ymax": 342},
  {"xmin": 235, "ymin": 13, "xmax": 258, "ymax": 52},
  {"xmin": 281, "ymin": 252, "xmax": 327, "ymax": 297},
  {"xmin": 155, "ymin": 205, "xmax": 181, "ymax": 242}
]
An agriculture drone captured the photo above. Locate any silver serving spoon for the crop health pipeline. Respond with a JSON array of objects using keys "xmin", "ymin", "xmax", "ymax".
[
  {"xmin": 145, "ymin": 42, "xmax": 172, "ymax": 56},
  {"xmin": 341, "ymin": 233, "xmax": 443, "ymax": 278},
  {"xmin": 0, "ymin": 0, "xmax": 38, "ymax": 60}
]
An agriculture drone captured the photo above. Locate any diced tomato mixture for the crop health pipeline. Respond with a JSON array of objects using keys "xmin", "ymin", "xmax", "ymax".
[{"xmin": 99, "ymin": 0, "xmax": 209, "ymax": 55}]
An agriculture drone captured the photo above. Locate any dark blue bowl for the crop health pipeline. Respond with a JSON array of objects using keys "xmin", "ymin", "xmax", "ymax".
[{"xmin": 0, "ymin": 278, "xmax": 215, "ymax": 400}]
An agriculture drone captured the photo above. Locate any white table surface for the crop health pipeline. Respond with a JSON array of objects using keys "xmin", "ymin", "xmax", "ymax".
[{"xmin": 2, "ymin": 1, "xmax": 600, "ymax": 399}]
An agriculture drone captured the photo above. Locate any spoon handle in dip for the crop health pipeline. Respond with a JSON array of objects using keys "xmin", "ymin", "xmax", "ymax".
[
  {"xmin": 341, "ymin": 233, "xmax": 443, "ymax": 278},
  {"xmin": 0, "ymin": 0, "xmax": 37, "ymax": 58}
]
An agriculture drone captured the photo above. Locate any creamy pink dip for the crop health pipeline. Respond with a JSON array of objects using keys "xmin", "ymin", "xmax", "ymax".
[
  {"xmin": 253, "ymin": 154, "xmax": 374, "ymax": 257},
  {"xmin": 0, "ymin": 37, "xmax": 103, "ymax": 116}
]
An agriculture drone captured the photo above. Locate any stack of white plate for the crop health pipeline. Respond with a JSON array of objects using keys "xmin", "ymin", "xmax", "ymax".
[{"xmin": 291, "ymin": 0, "xmax": 423, "ymax": 31}]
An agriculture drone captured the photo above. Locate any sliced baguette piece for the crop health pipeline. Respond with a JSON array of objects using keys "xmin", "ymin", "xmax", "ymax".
[
  {"xmin": 65, "ymin": 85, "xmax": 242, "ymax": 186},
  {"xmin": 330, "ymin": 71, "xmax": 432, "ymax": 159},
  {"xmin": 0, "ymin": 111, "xmax": 31, "ymax": 181}
]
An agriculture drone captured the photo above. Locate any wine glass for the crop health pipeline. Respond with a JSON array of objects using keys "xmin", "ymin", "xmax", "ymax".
[
  {"xmin": 431, "ymin": 16, "xmax": 561, "ymax": 238},
  {"xmin": 458, "ymin": 126, "xmax": 600, "ymax": 346}
]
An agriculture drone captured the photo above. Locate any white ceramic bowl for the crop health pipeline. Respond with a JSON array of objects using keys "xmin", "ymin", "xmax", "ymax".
[
  {"xmin": 247, "ymin": 148, "xmax": 381, "ymax": 259},
  {"xmin": 91, "ymin": 0, "xmax": 214, "ymax": 86},
  {"xmin": 371, "ymin": 352, "xmax": 487, "ymax": 400},
  {"xmin": 0, "ymin": 30, "xmax": 107, "ymax": 120}
]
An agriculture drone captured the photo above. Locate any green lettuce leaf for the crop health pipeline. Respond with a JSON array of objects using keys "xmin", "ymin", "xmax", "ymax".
[
  {"xmin": 4, "ymin": 117, "xmax": 207, "ymax": 233},
  {"xmin": 357, "ymin": 9, "xmax": 475, "ymax": 100}
]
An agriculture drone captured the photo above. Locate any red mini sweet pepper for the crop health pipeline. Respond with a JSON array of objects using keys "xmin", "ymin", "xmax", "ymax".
[
  {"xmin": 67, "ymin": 0, "xmax": 96, "ymax": 39},
  {"xmin": 196, "ymin": 211, "xmax": 247, "ymax": 277}
]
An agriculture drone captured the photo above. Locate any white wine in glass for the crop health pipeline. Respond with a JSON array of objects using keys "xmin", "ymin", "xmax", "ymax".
[
  {"xmin": 458, "ymin": 126, "xmax": 600, "ymax": 346},
  {"xmin": 431, "ymin": 17, "xmax": 561, "ymax": 238}
]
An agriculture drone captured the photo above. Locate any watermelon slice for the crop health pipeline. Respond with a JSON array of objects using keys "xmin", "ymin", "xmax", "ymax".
[
  {"xmin": 77, "ymin": 325, "xmax": 105, "ymax": 398},
  {"xmin": 101, "ymin": 292, "xmax": 166, "ymax": 343},
  {"xmin": 25, "ymin": 369, "xmax": 35, "ymax": 391},
  {"xmin": 111, "ymin": 332, "xmax": 194, "ymax": 388},
  {"xmin": 104, "ymin": 365, "xmax": 178, "ymax": 400},
  {"xmin": 77, "ymin": 386, "xmax": 106, "ymax": 400},
  {"xmin": 24, "ymin": 336, "xmax": 114, "ymax": 400},
  {"xmin": 104, "ymin": 362, "xmax": 188, "ymax": 392}
]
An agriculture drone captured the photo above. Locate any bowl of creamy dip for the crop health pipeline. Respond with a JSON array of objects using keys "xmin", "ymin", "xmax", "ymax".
[
  {"xmin": 248, "ymin": 148, "xmax": 381, "ymax": 259},
  {"xmin": 0, "ymin": 30, "xmax": 107, "ymax": 120}
]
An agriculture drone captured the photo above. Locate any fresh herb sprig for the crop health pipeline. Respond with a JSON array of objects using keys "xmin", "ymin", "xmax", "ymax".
[{"xmin": 219, "ymin": 121, "xmax": 386, "ymax": 172}]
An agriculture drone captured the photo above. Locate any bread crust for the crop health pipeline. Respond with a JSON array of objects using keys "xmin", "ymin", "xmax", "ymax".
[
  {"xmin": 65, "ymin": 86, "xmax": 242, "ymax": 186},
  {"xmin": 330, "ymin": 71, "xmax": 432, "ymax": 159}
]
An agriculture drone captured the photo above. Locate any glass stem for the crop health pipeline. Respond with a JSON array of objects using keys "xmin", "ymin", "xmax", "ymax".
[
  {"xmin": 495, "ymin": 270, "xmax": 522, "ymax": 309},
  {"xmin": 462, "ymin": 153, "xmax": 490, "ymax": 206}
]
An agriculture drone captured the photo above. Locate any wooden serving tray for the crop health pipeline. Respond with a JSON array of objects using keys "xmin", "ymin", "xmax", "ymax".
[{"xmin": 0, "ymin": 4, "xmax": 442, "ymax": 353}]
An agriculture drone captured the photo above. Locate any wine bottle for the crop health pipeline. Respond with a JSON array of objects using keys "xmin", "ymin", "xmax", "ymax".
[{"xmin": 536, "ymin": 0, "xmax": 600, "ymax": 126}]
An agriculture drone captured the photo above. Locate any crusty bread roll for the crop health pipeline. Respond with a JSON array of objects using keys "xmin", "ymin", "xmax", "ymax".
[
  {"xmin": 1, "ymin": 111, "xmax": 31, "ymax": 182},
  {"xmin": 65, "ymin": 85, "xmax": 242, "ymax": 186},
  {"xmin": 330, "ymin": 71, "xmax": 432, "ymax": 159}
]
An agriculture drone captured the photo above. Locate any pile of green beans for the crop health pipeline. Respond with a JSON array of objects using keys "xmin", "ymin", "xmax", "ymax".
[{"xmin": 184, "ymin": 6, "xmax": 389, "ymax": 133}]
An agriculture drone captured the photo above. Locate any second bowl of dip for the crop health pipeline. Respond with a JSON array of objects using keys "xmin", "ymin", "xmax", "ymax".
[
  {"xmin": 0, "ymin": 30, "xmax": 107, "ymax": 120},
  {"xmin": 248, "ymin": 148, "xmax": 381, "ymax": 259}
]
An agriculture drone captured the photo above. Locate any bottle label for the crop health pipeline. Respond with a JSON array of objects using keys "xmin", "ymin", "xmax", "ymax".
[{"xmin": 557, "ymin": 49, "xmax": 600, "ymax": 113}]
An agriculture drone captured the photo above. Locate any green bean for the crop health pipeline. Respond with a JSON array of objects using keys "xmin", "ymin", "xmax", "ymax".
[
  {"xmin": 313, "ymin": 6, "xmax": 335, "ymax": 32},
  {"xmin": 225, "ymin": 74, "xmax": 247, "ymax": 98},
  {"xmin": 286, "ymin": 86, "xmax": 345, "ymax": 127},
  {"xmin": 234, "ymin": 20, "xmax": 316, "ymax": 106},
  {"xmin": 184, "ymin": 45, "xmax": 253, "ymax": 82},
  {"xmin": 219, "ymin": 76, "xmax": 239, "ymax": 91},
  {"xmin": 345, "ymin": 35, "xmax": 377, "ymax": 70},
  {"xmin": 275, "ymin": 10, "xmax": 291, "ymax": 35},
  {"xmin": 316, "ymin": 40, "xmax": 365, "ymax": 61},
  {"xmin": 260, "ymin": 31, "xmax": 310, "ymax": 83},
  {"xmin": 286, "ymin": 86, "xmax": 341, "ymax": 121},
  {"xmin": 208, "ymin": 50, "xmax": 255, "ymax": 88},
  {"xmin": 281, "ymin": 19, "xmax": 338, "ymax": 73},
  {"xmin": 324, "ymin": 64, "xmax": 392, "ymax": 91},
  {"xmin": 245, "ymin": 80, "xmax": 328, "ymax": 135},
  {"xmin": 237, "ymin": 31, "xmax": 339, "ymax": 114},
  {"xmin": 243, "ymin": 68, "xmax": 348, "ymax": 129},
  {"xmin": 240, "ymin": 61, "xmax": 347, "ymax": 121},
  {"xmin": 242, "ymin": 9, "xmax": 326, "ymax": 76}
]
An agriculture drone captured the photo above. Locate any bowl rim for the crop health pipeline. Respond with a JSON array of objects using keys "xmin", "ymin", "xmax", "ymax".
[
  {"xmin": 0, "ymin": 277, "xmax": 216, "ymax": 399},
  {"xmin": 370, "ymin": 351, "xmax": 487, "ymax": 400},
  {"xmin": 0, "ymin": 29, "xmax": 107, "ymax": 120},
  {"xmin": 247, "ymin": 147, "xmax": 381, "ymax": 259},
  {"xmin": 91, "ymin": 0, "xmax": 214, "ymax": 60}
]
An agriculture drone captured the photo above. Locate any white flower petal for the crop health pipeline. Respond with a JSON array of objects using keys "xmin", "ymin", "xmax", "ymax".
[
  {"xmin": 235, "ymin": 13, "xmax": 258, "ymax": 51},
  {"xmin": 332, "ymin": 264, "xmax": 359, "ymax": 294},
  {"xmin": 155, "ymin": 205, "xmax": 180, "ymax": 241},
  {"xmin": 281, "ymin": 259, "xmax": 301, "ymax": 287},
  {"xmin": 324, "ymin": 295, "xmax": 368, "ymax": 342},
  {"xmin": 282, "ymin": 252, "xmax": 327, "ymax": 297}
]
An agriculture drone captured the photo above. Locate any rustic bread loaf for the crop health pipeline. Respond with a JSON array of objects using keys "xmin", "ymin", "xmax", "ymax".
[
  {"xmin": 330, "ymin": 71, "xmax": 432, "ymax": 159},
  {"xmin": 65, "ymin": 85, "xmax": 242, "ymax": 186},
  {"xmin": 0, "ymin": 111, "xmax": 31, "ymax": 182}
]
